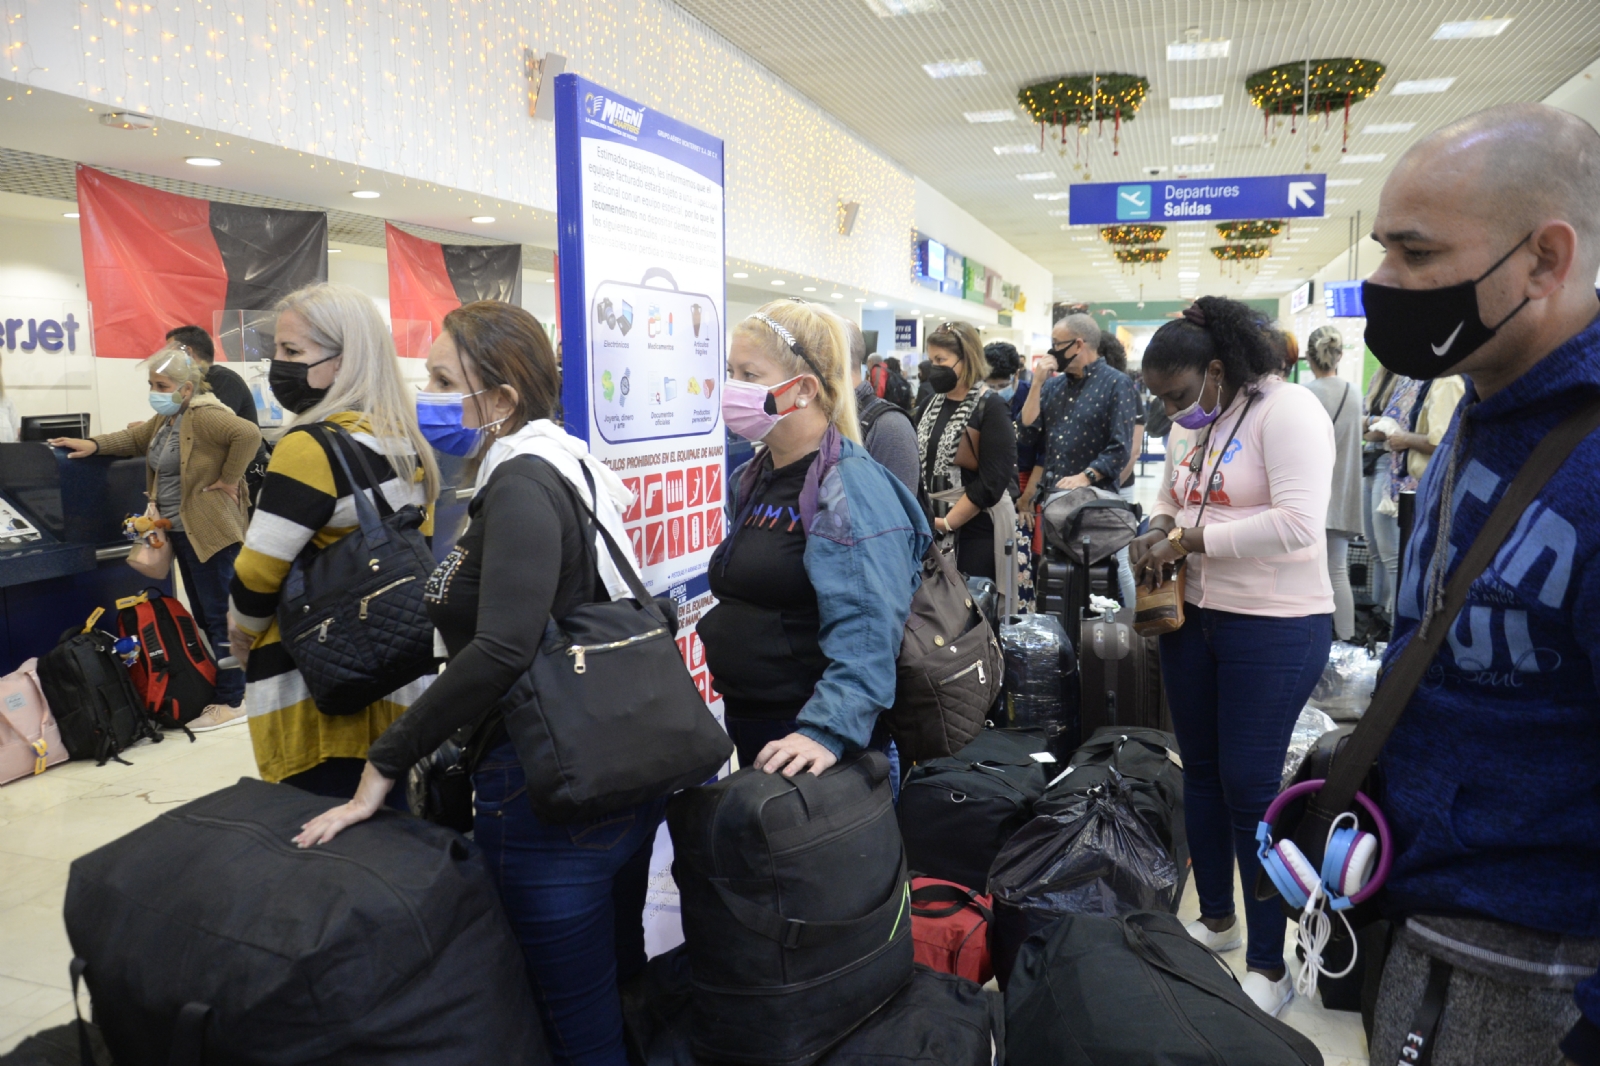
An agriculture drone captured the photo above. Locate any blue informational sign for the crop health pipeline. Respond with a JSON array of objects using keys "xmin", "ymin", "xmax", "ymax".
[
  {"xmin": 1324, "ymin": 279, "xmax": 1366, "ymax": 318},
  {"xmin": 554, "ymin": 73, "xmax": 726, "ymax": 599},
  {"xmin": 1069, "ymin": 173, "xmax": 1328, "ymax": 225}
]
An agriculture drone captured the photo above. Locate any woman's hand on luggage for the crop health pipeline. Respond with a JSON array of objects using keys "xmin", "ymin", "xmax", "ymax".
[
  {"xmin": 48, "ymin": 437, "xmax": 97, "ymax": 458},
  {"xmin": 293, "ymin": 762, "xmax": 395, "ymax": 847},
  {"xmin": 754, "ymin": 733, "xmax": 837, "ymax": 777},
  {"xmin": 202, "ymin": 479, "xmax": 240, "ymax": 504}
]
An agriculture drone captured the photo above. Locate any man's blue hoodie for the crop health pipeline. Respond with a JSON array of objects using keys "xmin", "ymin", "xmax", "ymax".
[{"xmin": 1382, "ymin": 305, "xmax": 1600, "ymax": 1056}]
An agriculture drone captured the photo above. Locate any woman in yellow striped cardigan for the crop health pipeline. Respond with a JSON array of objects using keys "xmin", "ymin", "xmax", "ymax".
[{"xmin": 227, "ymin": 283, "xmax": 440, "ymax": 797}]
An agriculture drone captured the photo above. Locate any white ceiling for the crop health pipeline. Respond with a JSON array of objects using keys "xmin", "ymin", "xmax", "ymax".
[{"xmin": 670, "ymin": 0, "xmax": 1600, "ymax": 304}]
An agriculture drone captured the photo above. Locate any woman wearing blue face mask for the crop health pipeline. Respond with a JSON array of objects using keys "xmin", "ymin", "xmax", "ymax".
[
  {"xmin": 1127, "ymin": 296, "xmax": 1335, "ymax": 1019},
  {"xmin": 51, "ymin": 343, "xmax": 261, "ymax": 729}
]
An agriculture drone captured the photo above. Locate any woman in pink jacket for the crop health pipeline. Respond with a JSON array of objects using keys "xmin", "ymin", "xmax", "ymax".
[{"xmin": 1130, "ymin": 296, "xmax": 1335, "ymax": 1018}]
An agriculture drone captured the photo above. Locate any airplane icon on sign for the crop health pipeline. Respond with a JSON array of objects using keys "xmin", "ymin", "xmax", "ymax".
[{"xmin": 1115, "ymin": 184, "xmax": 1152, "ymax": 220}]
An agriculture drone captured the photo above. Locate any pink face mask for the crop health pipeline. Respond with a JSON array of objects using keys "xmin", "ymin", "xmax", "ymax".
[{"xmin": 722, "ymin": 375, "xmax": 803, "ymax": 441}]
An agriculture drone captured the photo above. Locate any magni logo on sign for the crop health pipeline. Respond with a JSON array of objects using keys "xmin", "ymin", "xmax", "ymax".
[{"xmin": 583, "ymin": 92, "xmax": 644, "ymax": 137}]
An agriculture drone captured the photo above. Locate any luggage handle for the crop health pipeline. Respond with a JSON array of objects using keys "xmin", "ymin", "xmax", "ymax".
[
  {"xmin": 909, "ymin": 882, "xmax": 993, "ymax": 924},
  {"xmin": 710, "ymin": 859, "xmax": 909, "ymax": 950},
  {"xmin": 787, "ymin": 769, "xmax": 830, "ymax": 820}
]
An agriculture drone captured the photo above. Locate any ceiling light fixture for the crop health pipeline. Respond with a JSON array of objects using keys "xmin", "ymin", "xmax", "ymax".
[
  {"xmin": 1174, "ymin": 163, "xmax": 1215, "ymax": 173},
  {"xmin": 1167, "ymin": 39, "xmax": 1230, "ymax": 61},
  {"xmin": 863, "ymin": 0, "xmax": 943, "ymax": 16},
  {"xmin": 1326, "ymin": 178, "xmax": 1362, "ymax": 186},
  {"xmin": 63, "ymin": 212, "xmax": 80, "ymax": 219},
  {"xmin": 1392, "ymin": 78, "xmax": 1455, "ymax": 95},
  {"xmin": 1340, "ymin": 153, "xmax": 1386, "ymax": 164},
  {"xmin": 1433, "ymin": 18, "xmax": 1512, "ymax": 39},
  {"xmin": 923, "ymin": 60, "xmax": 986, "ymax": 79},
  {"xmin": 1363, "ymin": 122, "xmax": 1416, "ymax": 135},
  {"xmin": 1169, "ymin": 95, "xmax": 1224, "ymax": 110},
  {"xmin": 470, "ymin": 215, "xmax": 496, "ymax": 224},
  {"xmin": 963, "ymin": 110, "xmax": 1016, "ymax": 123},
  {"xmin": 186, "ymin": 156, "xmax": 222, "ymax": 167},
  {"xmin": 1047, "ymin": 210, "xmax": 1071, "ymax": 217},
  {"xmin": 1144, "ymin": 166, "xmax": 1169, "ymax": 176},
  {"xmin": 731, "ymin": 271, "xmax": 749, "ymax": 278},
  {"xmin": 854, "ymin": 297, "xmax": 866, "ymax": 303},
  {"xmin": 770, "ymin": 279, "xmax": 785, "ymax": 286},
  {"xmin": 830, "ymin": 293, "xmax": 844, "ymax": 299},
  {"xmin": 544, "ymin": 277, "xmax": 554, "ymax": 283},
  {"xmin": 1327, "ymin": 198, "xmax": 1346, "ymax": 205},
  {"xmin": 99, "ymin": 111, "xmax": 155, "ymax": 130},
  {"xmin": 351, "ymin": 189, "xmax": 381, "ymax": 199},
  {"xmin": 874, "ymin": 300, "xmax": 888, "ymax": 308},
  {"xmin": 1033, "ymin": 192, "xmax": 1069, "ymax": 201},
  {"xmin": 1171, "ymin": 133, "xmax": 1219, "ymax": 146},
  {"xmin": 1016, "ymin": 171, "xmax": 1055, "ymax": 181},
  {"xmin": 803, "ymin": 286, "xmax": 817, "ymax": 292},
  {"xmin": 993, "ymin": 144, "xmax": 1040, "ymax": 155}
]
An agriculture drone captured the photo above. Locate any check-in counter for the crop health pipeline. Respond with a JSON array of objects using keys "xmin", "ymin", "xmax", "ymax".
[{"xmin": 0, "ymin": 443, "xmax": 169, "ymax": 672}]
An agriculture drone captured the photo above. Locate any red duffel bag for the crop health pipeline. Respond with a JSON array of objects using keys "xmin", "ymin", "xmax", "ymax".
[{"xmin": 909, "ymin": 876, "xmax": 994, "ymax": 985}]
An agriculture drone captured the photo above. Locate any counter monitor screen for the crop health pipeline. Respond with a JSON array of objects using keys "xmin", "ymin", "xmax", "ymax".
[{"xmin": 22, "ymin": 414, "xmax": 90, "ymax": 442}]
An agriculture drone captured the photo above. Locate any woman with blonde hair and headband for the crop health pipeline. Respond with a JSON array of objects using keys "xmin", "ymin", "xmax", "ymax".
[
  {"xmin": 51, "ymin": 342, "xmax": 262, "ymax": 729},
  {"xmin": 698, "ymin": 299, "xmax": 931, "ymax": 775}
]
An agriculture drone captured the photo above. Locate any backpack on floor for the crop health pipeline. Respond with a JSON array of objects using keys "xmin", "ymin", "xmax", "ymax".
[
  {"xmin": 0, "ymin": 658, "xmax": 69, "ymax": 785},
  {"xmin": 667, "ymin": 751, "xmax": 913, "ymax": 1066},
  {"xmin": 1006, "ymin": 911, "xmax": 1323, "ymax": 1066},
  {"xmin": 36, "ymin": 612, "xmax": 160, "ymax": 766},
  {"xmin": 881, "ymin": 542, "xmax": 1004, "ymax": 765},
  {"xmin": 116, "ymin": 589, "xmax": 217, "ymax": 728},
  {"xmin": 1036, "ymin": 727, "xmax": 1188, "ymax": 900},
  {"xmin": 898, "ymin": 728, "xmax": 1055, "ymax": 891},
  {"xmin": 64, "ymin": 778, "xmax": 552, "ymax": 1066},
  {"xmin": 910, "ymin": 877, "xmax": 994, "ymax": 985}
]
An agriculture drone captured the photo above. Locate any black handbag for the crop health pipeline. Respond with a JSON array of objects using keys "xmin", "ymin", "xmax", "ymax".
[
  {"xmin": 496, "ymin": 459, "xmax": 733, "ymax": 824},
  {"xmin": 276, "ymin": 425, "xmax": 436, "ymax": 716}
]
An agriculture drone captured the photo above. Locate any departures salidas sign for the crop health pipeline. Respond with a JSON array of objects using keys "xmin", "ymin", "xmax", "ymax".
[{"xmin": 1069, "ymin": 173, "xmax": 1328, "ymax": 225}]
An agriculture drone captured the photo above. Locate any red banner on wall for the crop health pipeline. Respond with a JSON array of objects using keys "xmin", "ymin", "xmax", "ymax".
[
  {"xmin": 76, "ymin": 166, "xmax": 327, "ymax": 358},
  {"xmin": 385, "ymin": 223, "xmax": 522, "ymax": 356}
]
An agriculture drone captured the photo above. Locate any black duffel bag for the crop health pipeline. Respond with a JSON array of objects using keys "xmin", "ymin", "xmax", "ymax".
[
  {"xmin": 496, "ymin": 458, "xmax": 732, "ymax": 823},
  {"xmin": 1006, "ymin": 911, "xmax": 1324, "ymax": 1066},
  {"xmin": 63, "ymin": 778, "xmax": 551, "ymax": 1066},
  {"xmin": 668, "ymin": 751, "xmax": 913, "ymax": 1066},
  {"xmin": 276, "ymin": 425, "xmax": 436, "ymax": 715},
  {"xmin": 898, "ymin": 728, "xmax": 1053, "ymax": 891},
  {"xmin": 1036, "ymin": 726, "xmax": 1188, "ymax": 900}
]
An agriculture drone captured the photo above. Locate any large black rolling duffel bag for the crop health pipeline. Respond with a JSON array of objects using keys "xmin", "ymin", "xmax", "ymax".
[
  {"xmin": 1078, "ymin": 607, "xmax": 1171, "ymax": 736},
  {"xmin": 667, "ymin": 751, "xmax": 913, "ymax": 1066},
  {"xmin": 897, "ymin": 728, "xmax": 1054, "ymax": 892},
  {"xmin": 64, "ymin": 778, "xmax": 551, "ymax": 1066},
  {"xmin": 1007, "ymin": 911, "xmax": 1324, "ymax": 1066}
]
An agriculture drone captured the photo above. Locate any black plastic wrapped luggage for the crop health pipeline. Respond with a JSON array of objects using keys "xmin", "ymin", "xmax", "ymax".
[
  {"xmin": 898, "ymin": 728, "xmax": 1054, "ymax": 891},
  {"xmin": 667, "ymin": 751, "xmax": 913, "ymax": 1066},
  {"xmin": 1006, "ymin": 911, "xmax": 1324, "ymax": 1066},
  {"xmin": 64, "ymin": 778, "xmax": 550, "ymax": 1066}
]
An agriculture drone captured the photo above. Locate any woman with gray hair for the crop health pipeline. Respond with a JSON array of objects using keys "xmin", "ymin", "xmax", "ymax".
[{"xmin": 1303, "ymin": 325, "xmax": 1364, "ymax": 639}]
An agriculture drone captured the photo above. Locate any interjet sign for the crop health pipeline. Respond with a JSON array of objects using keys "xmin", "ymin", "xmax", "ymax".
[{"xmin": 1071, "ymin": 173, "xmax": 1327, "ymax": 225}]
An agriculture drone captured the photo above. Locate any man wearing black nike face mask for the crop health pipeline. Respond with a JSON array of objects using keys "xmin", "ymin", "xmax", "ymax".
[{"xmin": 1362, "ymin": 104, "xmax": 1600, "ymax": 1066}]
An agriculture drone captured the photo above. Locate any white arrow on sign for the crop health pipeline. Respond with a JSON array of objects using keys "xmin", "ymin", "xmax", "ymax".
[{"xmin": 1288, "ymin": 181, "xmax": 1318, "ymax": 209}]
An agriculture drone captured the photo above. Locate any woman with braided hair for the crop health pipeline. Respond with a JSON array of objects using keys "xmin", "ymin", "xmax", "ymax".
[
  {"xmin": 1129, "ymin": 295, "xmax": 1335, "ymax": 1018},
  {"xmin": 699, "ymin": 300, "xmax": 931, "ymax": 774}
]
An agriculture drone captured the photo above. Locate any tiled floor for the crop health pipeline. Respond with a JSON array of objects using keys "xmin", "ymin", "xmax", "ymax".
[{"xmin": 0, "ymin": 708, "xmax": 1368, "ymax": 1062}]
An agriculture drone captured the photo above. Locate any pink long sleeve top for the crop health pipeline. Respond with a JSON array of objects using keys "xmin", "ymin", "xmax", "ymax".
[{"xmin": 1153, "ymin": 377, "xmax": 1335, "ymax": 618}]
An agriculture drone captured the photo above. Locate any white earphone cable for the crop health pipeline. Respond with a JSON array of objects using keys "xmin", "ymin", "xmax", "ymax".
[{"xmin": 1292, "ymin": 814, "xmax": 1362, "ymax": 1000}]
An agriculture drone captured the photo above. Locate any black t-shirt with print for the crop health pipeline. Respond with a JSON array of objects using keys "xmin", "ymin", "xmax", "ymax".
[{"xmin": 701, "ymin": 450, "xmax": 827, "ymax": 718}]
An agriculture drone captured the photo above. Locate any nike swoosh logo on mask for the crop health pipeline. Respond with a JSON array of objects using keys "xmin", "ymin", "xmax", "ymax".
[{"xmin": 1432, "ymin": 321, "xmax": 1465, "ymax": 356}]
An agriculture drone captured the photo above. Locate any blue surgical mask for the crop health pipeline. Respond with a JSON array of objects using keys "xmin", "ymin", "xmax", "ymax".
[
  {"xmin": 998, "ymin": 383, "xmax": 1017, "ymax": 402},
  {"xmin": 149, "ymin": 390, "xmax": 185, "ymax": 417},
  {"xmin": 416, "ymin": 390, "xmax": 503, "ymax": 457}
]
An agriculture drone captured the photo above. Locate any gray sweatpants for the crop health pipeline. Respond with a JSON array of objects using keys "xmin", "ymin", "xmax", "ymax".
[{"xmin": 1369, "ymin": 934, "xmax": 1580, "ymax": 1066}]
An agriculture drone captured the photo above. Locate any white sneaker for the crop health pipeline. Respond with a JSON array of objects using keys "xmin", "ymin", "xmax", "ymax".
[
  {"xmin": 188, "ymin": 703, "xmax": 248, "ymax": 732},
  {"xmin": 1241, "ymin": 970, "xmax": 1293, "ymax": 1017},
  {"xmin": 1185, "ymin": 917, "xmax": 1242, "ymax": 953}
]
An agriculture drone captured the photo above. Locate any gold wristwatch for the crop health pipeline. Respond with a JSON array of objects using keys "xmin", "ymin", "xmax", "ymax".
[{"xmin": 1167, "ymin": 527, "xmax": 1191, "ymax": 557}]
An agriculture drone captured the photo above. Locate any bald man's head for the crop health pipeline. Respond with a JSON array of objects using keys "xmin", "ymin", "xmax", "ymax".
[{"xmin": 1392, "ymin": 103, "xmax": 1600, "ymax": 270}]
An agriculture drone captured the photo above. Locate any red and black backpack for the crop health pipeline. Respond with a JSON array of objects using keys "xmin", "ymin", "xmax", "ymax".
[{"xmin": 116, "ymin": 590, "xmax": 217, "ymax": 728}]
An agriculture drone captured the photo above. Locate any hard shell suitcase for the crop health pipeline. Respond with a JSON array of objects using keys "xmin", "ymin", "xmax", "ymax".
[
  {"xmin": 667, "ymin": 751, "xmax": 913, "ymax": 1066},
  {"xmin": 1078, "ymin": 607, "xmax": 1171, "ymax": 736},
  {"xmin": 64, "ymin": 778, "xmax": 551, "ymax": 1066},
  {"xmin": 1006, "ymin": 911, "xmax": 1324, "ymax": 1066},
  {"xmin": 116, "ymin": 590, "xmax": 217, "ymax": 728},
  {"xmin": 0, "ymin": 659, "xmax": 68, "ymax": 785},
  {"xmin": 898, "ymin": 728, "xmax": 1055, "ymax": 891},
  {"xmin": 36, "ymin": 620, "xmax": 160, "ymax": 765},
  {"xmin": 1034, "ymin": 553, "xmax": 1114, "ymax": 634}
]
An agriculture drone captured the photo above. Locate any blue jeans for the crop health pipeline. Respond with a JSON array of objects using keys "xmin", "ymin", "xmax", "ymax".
[
  {"xmin": 170, "ymin": 531, "xmax": 244, "ymax": 707},
  {"xmin": 1158, "ymin": 608, "xmax": 1332, "ymax": 971},
  {"xmin": 473, "ymin": 742, "xmax": 665, "ymax": 1066}
]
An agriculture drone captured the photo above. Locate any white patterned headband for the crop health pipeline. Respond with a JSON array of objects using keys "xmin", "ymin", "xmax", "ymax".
[{"xmin": 748, "ymin": 313, "xmax": 824, "ymax": 378}]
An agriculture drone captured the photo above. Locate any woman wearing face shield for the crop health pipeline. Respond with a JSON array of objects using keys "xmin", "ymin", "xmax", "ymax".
[
  {"xmin": 699, "ymin": 300, "xmax": 931, "ymax": 776},
  {"xmin": 1128, "ymin": 295, "xmax": 1335, "ymax": 1019},
  {"xmin": 51, "ymin": 343, "xmax": 261, "ymax": 730}
]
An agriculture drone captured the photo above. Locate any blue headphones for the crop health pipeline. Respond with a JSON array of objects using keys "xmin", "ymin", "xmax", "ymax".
[{"xmin": 1255, "ymin": 778, "xmax": 1391, "ymax": 913}]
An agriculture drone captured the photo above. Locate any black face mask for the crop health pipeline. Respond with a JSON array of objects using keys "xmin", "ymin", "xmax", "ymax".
[
  {"xmin": 924, "ymin": 364, "xmax": 959, "ymax": 394},
  {"xmin": 1362, "ymin": 234, "xmax": 1531, "ymax": 379},
  {"xmin": 269, "ymin": 353, "xmax": 338, "ymax": 414}
]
